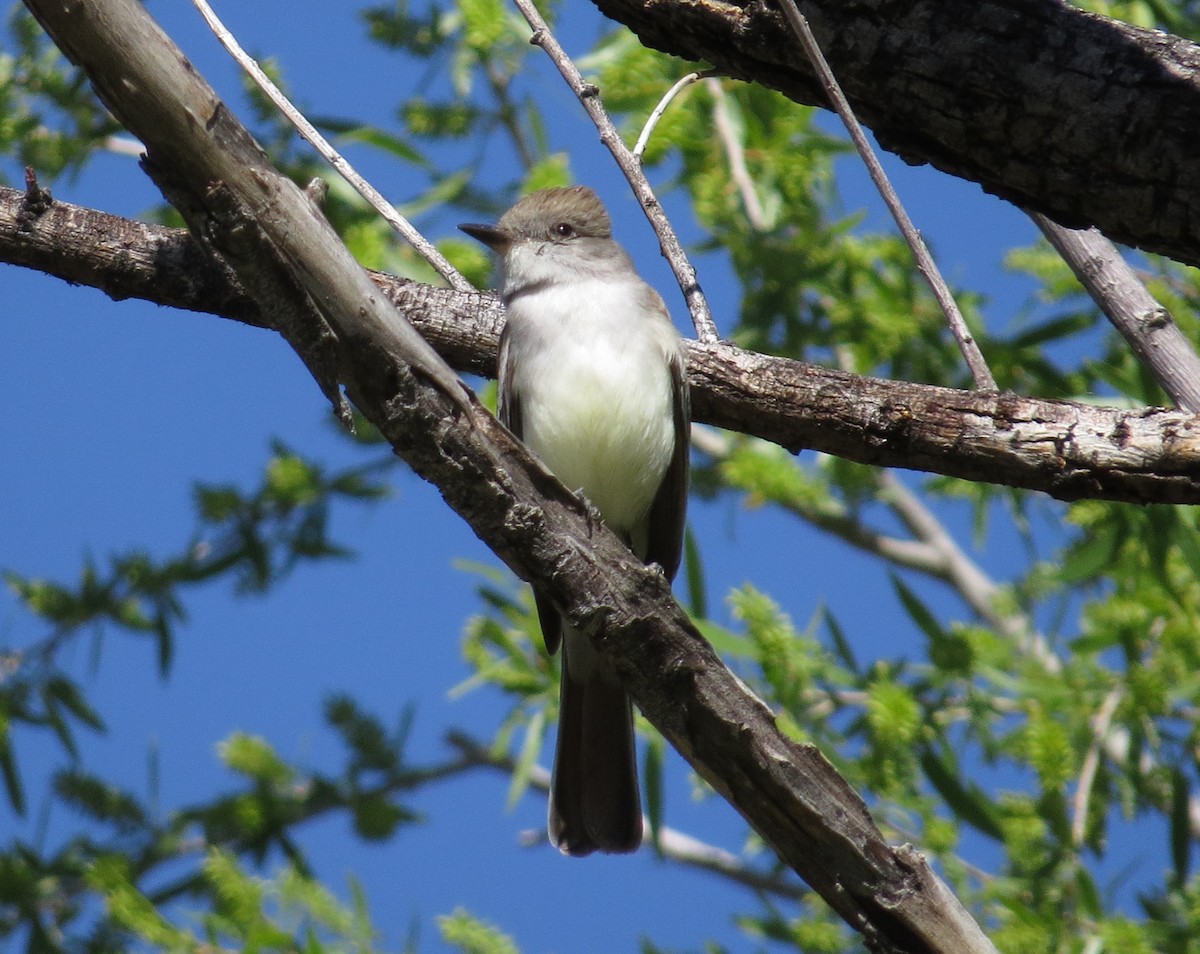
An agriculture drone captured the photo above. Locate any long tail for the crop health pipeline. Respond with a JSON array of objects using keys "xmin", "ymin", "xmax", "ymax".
[{"xmin": 548, "ymin": 630, "xmax": 642, "ymax": 855}]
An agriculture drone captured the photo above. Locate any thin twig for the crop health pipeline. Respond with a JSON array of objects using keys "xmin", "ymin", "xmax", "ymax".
[
  {"xmin": 485, "ymin": 61, "xmax": 537, "ymax": 173},
  {"xmin": 1032, "ymin": 213, "xmax": 1200, "ymax": 413},
  {"xmin": 707, "ymin": 78, "xmax": 768, "ymax": 231},
  {"xmin": 633, "ymin": 70, "xmax": 710, "ymax": 161},
  {"xmin": 444, "ymin": 730, "xmax": 808, "ymax": 900},
  {"xmin": 1071, "ymin": 687, "xmax": 1123, "ymax": 848},
  {"xmin": 776, "ymin": 0, "xmax": 996, "ymax": 390},
  {"xmin": 509, "ymin": 0, "xmax": 720, "ymax": 344},
  {"xmin": 103, "ymin": 134, "xmax": 145, "ymax": 157},
  {"xmin": 189, "ymin": 0, "xmax": 471, "ymax": 292}
]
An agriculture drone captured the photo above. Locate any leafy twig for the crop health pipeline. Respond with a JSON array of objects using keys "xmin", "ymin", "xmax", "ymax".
[{"xmin": 876, "ymin": 472, "xmax": 1060, "ymax": 672}]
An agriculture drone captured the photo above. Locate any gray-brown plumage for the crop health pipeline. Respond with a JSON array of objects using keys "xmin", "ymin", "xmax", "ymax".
[{"xmin": 461, "ymin": 187, "xmax": 689, "ymax": 854}]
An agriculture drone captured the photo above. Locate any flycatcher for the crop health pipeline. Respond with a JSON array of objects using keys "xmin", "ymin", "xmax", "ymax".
[{"xmin": 461, "ymin": 186, "xmax": 690, "ymax": 855}]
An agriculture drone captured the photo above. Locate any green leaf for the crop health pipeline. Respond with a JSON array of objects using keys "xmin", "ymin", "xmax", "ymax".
[
  {"xmin": 321, "ymin": 118, "xmax": 428, "ymax": 164},
  {"xmin": 0, "ymin": 718, "xmax": 25, "ymax": 815},
  {"xmin": 889, "ymin": 574, "xmax": 947, "ymax": 645},
  {"xmin": 218, "ymin": 732, "xmax": 294, "ymax": 785},
  {"xmin": 266, "ymin": 452, "xmax": 320, "ymax": 507},
  {"xmin": 822, "ymin": 605, "xmax": 859, "ymax": 675},
  {"xmin": 1174, "ymin": 509, "xmax": 1200, "ymax": 576},
  {"xmin": 325, "ymin": 695, "xmax": 401, "ymax": 773},
  {"xmin": 919, "ymin": 745, "xmax": 1004, "ymax": 841},
  {"xmin": 506, "ymin": 706, "xmax": 544, "ymax": 810},
  {"xmin": 522, "ymin": 152, "xmax": 570, "ymax": 193},
  {"xmin": 44, "ymin": 675, "xmax": 104, "ymax": 731},
  {"xmin": 439, "ymin": 907, "xmax": 520, "ymax": 954},
  {"xmin": 1057, "ymin": 519, "xmax": 1121, "ymax": 585},
  {"xmin": 458, "ymin": 0, "xmax": 509, "ymax": 55},
  {"xmin": 683, "ymin": 525, "xmax": 707, "ymax": 619},
  {"xmin": 54, "ymin": 769, "xmax": 148, "ymax": 831},
  {"xmin": 351, "ymin": 791, "xmax": 415, "ymax": 841},
  {"xmin": 89, "ymin": 854, "xmax": 189, "ymax": 947},
  {"xmin": 1006, "ymin": 310, "xmax": 1097, "ymax": 350},
  {"xmin": 865, "ymin": 678, "xmax": 921, "ymax": 747},
  {"xmin": 154, "ymin": 612, "xmax": 174, "ymax": 677},
  {"xmin": 693, "ymin": 618, "xmax": 752, "ymax": 659},
  {"xmin": 195, "ymin": 484, "xmax": 243, "ymax": 522},
  {"xmin": 644, "ymin": 733, "xmax": 665, "ymax": 855},
  {"xmin": 1170, "ymin": 767, "xmax": 1191, "ymax": 885},
  {"xmin": 1074, "ymin": 865, "xmax": 1103, "ymax": 919}
]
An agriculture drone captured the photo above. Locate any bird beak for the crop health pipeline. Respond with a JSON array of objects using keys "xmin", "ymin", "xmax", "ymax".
[{"xmin": 458, "ymin": 222, "xmax": 511, "ymax": 251}]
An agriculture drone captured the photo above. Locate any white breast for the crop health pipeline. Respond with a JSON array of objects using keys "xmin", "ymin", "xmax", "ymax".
[{"xmin": 505, "ymin": 277, "xmax": 678, "ymax": 538}]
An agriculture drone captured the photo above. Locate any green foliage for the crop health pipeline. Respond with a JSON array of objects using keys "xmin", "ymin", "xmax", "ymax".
[
  {"xmin": 89, "ymin": 848, "xmax": 383, "ymax": 953},
  {"xmin": 1, "ymin": 692, "xmax": 425, "ymax": 950},
  {"xmin": 2, "ymin": 442, "xmax": 387, "ymax": 804},
  {"xmin": 0, "ymin": 8, "xmax": 120, "ymax": 181},
  {"xmin": 438, "ymin": 908, "xmax": 520, "ymax": 954}
]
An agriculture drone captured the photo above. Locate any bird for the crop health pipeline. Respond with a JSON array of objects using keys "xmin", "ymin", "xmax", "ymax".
[{"xmin": 460, "ymin": 186, "xmax": 690, "ymax": 855}]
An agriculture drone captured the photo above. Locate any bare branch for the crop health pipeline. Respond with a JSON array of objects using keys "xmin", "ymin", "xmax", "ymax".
[
  {"xmin": 706, "ymin": 78, "xmax": 768, "ymax": 231},
  {"xmin": 509, "ymin": 0, "xmax": 720, "ymax": 344},
  {"xmin": 4, "ymin": 185, "xmax": 1199, "ymax": 506},
  {"xmin": 777, "ymin": 0, "xmax": 995, "ymax": 391},
  {"xmin": 633, "ymin": 70, "xmax": 710, "ymax": 161},
  {"xmin": 445, "ymin": 730, "xmax": 810, "ymax": 902},
  {"xmin": 1033, "ymin": 213, "xmax": 1200, "ymax": 413},
  {"xmin": 877, "ymin": 474, "xmax": 1058, "ymax": 667},
  {"xmin": 190, "ymin": 0, "xmax": 470, "ymax": 292},
  {"xmin": 1071, "ymin": 687, "xmax": 1123, "ymax": 849},
  {"xmin": 691, "ymin": 427, "xmax": 1060, "ymax": 669},
  {"xmin": 692, "ymin": 429, "xmax": 951, "ymax": 575}
]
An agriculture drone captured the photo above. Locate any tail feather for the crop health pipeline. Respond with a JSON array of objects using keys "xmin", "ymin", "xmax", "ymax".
[{"xmin": 549, "ymin": 645, "xmax": 642, "ymax": 856}]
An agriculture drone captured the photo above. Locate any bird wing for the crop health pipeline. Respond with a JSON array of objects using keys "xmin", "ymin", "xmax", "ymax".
[
  {"xmin": 645, "ymin": 344, "xmax": 691, "ymax": 583},
  {"xmin": 498, "ymin": 321, "xmax": 563, "ymax": 656}
]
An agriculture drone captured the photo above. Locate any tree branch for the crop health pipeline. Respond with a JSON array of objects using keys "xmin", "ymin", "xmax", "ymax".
[
  {"xmin": 590, "ymin": 0, "xmax": 1200, "ymax": 268},
  {"xmin": 189, "ymin": 0, "xmax": 469, "ymax": 292},
  {"xmin": 444, "ymin": 729, "xmax": 811, "ymax": 902},
  {"xmin": 19, "ymin": 0, "xmax": 994, "ymax": 949},
  {"xmin": 776, "ymin": 0, "xmax": 996, "ymax": 391},
  {"xmin": 510, "ymin": 0, "xmax": 720, "ymax": 343},
  {"xmin": 3, "ymin": 183, "xmax": 1199, "ymax": 506},
  {"xmin": 1033, "ymin": 213, "xmax": 1200, "ymax": 413}
]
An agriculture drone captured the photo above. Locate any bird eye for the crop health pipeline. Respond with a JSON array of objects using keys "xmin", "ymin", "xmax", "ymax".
[{"xmin": 553, "ymin": 222, "xmax": 575, "ymax": 238}]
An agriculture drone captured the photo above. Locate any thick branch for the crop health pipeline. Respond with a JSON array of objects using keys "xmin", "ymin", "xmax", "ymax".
[
  {"xmin": 3, "ymin": 185, "xmax": 1198, "ymax": 507},
  {"xmin": 20, "ymin": 0, "xmax": 993, "ymax": 949},
  {"xmin": 590, "ymin": 0, "xmax": 1200, "ymax": 268}
]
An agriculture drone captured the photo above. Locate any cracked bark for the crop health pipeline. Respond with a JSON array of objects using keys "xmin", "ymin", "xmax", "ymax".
[
  {"xmin": 4, "ymin": 185, "xmax": 1199, "ymax": 506},
  {"xmin": 590, "ymin": 0, "xmax": 1200, "ymax": 267}
]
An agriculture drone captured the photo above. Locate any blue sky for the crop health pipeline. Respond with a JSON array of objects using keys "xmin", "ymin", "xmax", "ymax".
[{"xmin": 0, "ymin": 1, "xmax": 1125, "ymax": 951}]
